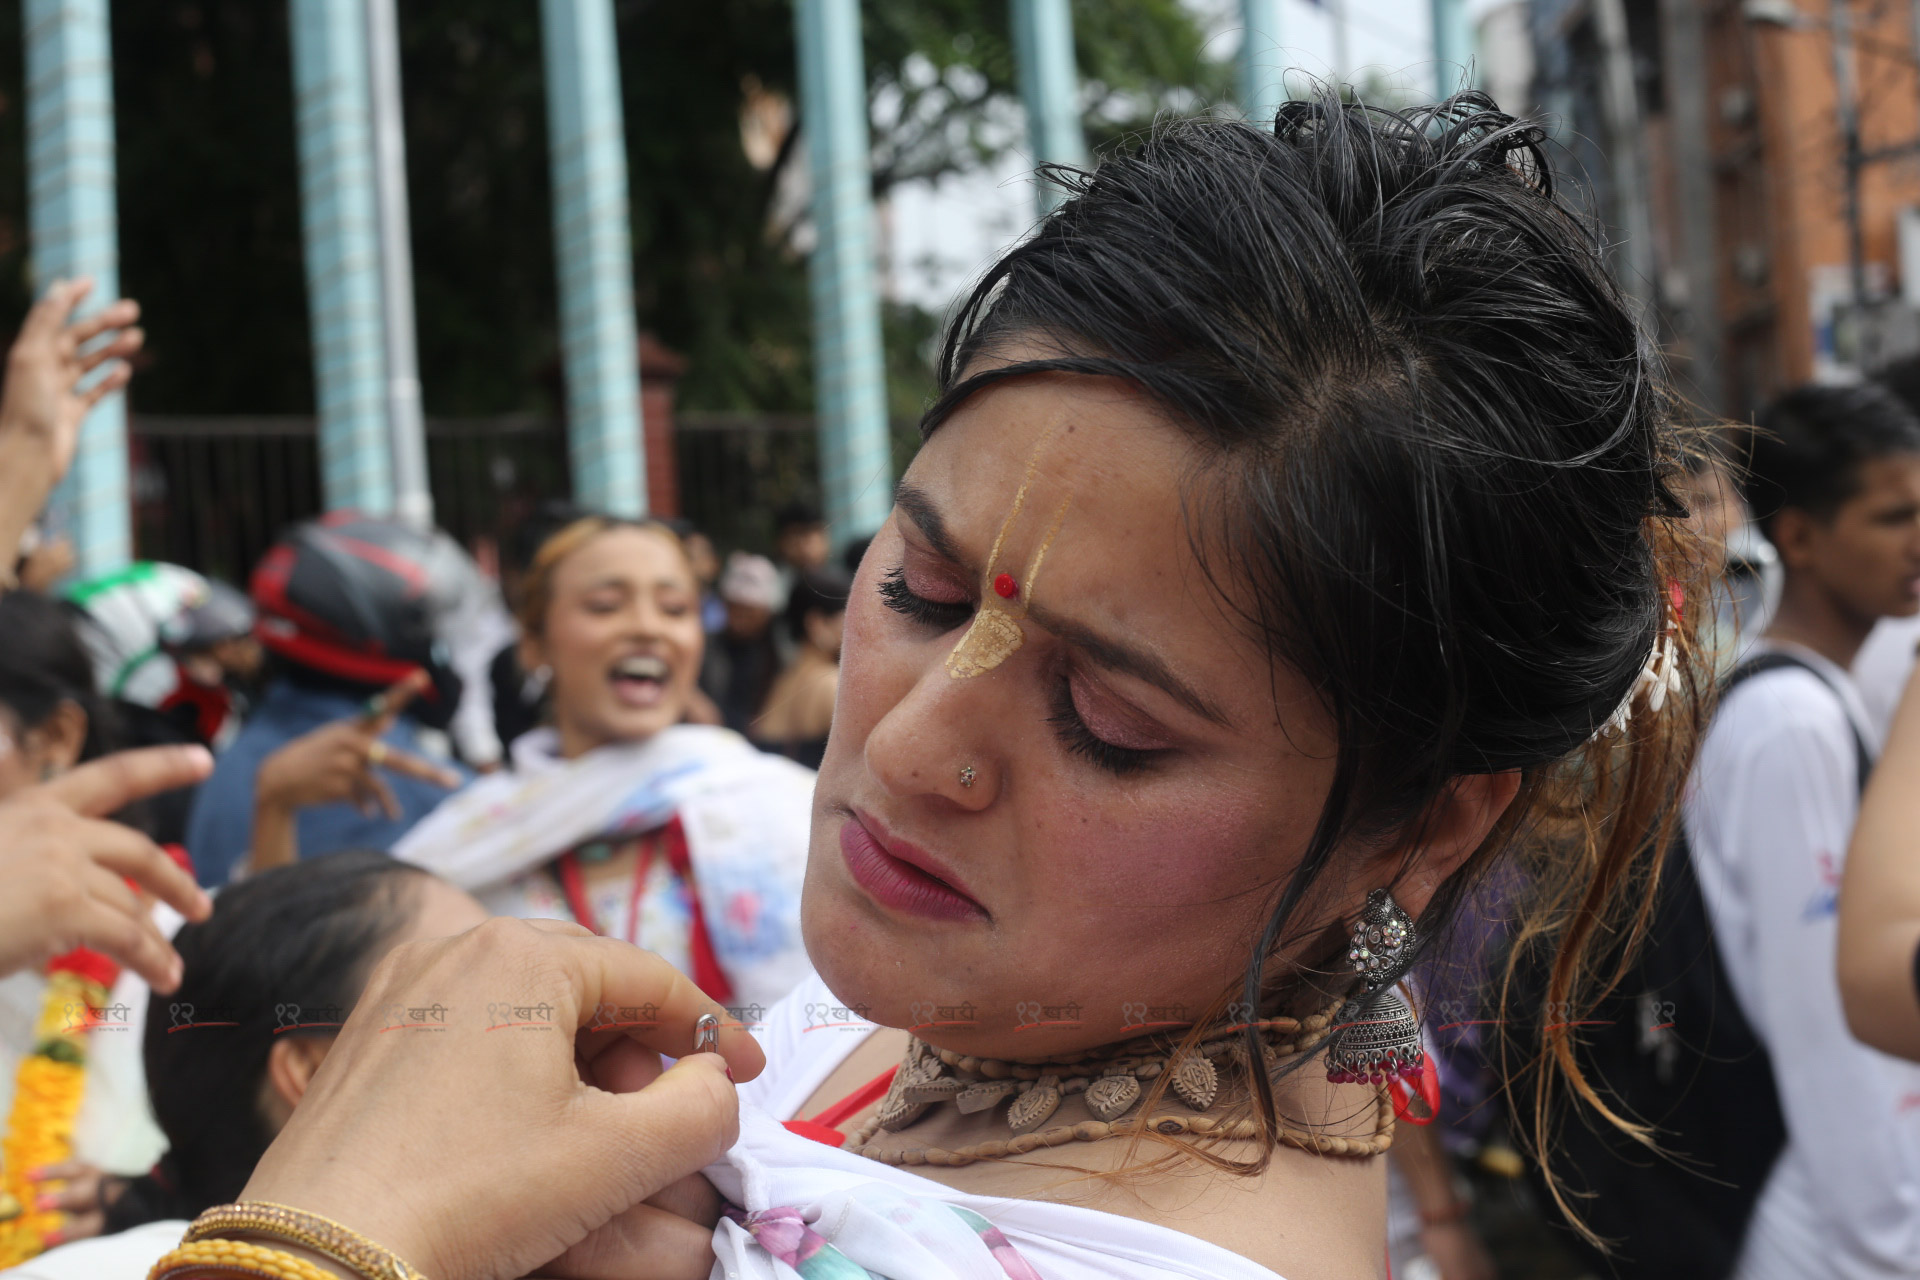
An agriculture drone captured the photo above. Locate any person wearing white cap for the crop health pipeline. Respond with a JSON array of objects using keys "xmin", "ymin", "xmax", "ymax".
[{"xmin": 703, "ymin": 552, "xmax": 785, "ymax": 734}]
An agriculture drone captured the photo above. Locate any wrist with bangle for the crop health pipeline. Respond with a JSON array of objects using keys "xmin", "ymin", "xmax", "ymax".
[{"xmin": 149, "ymin": 1202, "xmax": 429, "ymax": 1280}]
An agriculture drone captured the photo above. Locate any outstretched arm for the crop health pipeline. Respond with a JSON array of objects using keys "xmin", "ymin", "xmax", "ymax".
[{"xmin": 1840, "ymin": 660, "xmax": 1920, "ymax": 1061}]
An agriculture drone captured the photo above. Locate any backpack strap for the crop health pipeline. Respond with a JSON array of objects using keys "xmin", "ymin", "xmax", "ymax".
[{"xmin": 1721, "ymin": 650, "xmax": 1873, "ymax": 794}]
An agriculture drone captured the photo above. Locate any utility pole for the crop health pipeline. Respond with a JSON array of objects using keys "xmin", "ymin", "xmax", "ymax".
[
  {"xmin": 1830, "ymin": 0, "xmax": 1868, "ymax": 312},
  {"xmin": 1594, "ymin": 0, "xmax": 1658, "ymax": 316},
  {"xmin": 1912, "ymin": 0, "xmax": 1920, "ymax": 95},
  {"xmin": 364, "ymin": 0, "xmax": 431, "ymax": 529},
  {"xmin": 1660, "ymin": 0, "xmax": 1725, "ymax": 412}
]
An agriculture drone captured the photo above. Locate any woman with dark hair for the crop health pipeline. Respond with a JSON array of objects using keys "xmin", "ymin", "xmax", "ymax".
[
  {"xmin": 155, "ymin": 90, "xmax": 1708, "ymax": 1280},
  {"xmin": 9, "ymin": 853, "xmax": 487, "ymax": 1279},
  {"xmin": 0, "ymin": 590, "xmax": 118, "ymax": 788}
]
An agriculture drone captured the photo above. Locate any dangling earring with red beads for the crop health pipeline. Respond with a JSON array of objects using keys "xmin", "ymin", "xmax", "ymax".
[{"xmin": 1324, "ymin": 889, "xmax": 1437, "ymax": 1123}]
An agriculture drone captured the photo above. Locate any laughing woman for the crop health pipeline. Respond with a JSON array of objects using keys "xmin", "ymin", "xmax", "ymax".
[
  {"xmin": 168, "ymin": 93, "xmax": 1705, "ymax": 1280},
  {"xmin": 392, "ymin": 517, "xmax": 815, "ymax": 1012}
]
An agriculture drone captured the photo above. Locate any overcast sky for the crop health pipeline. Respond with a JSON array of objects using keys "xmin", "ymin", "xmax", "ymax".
[{"xmin": 888, "ymin": 0, "xmax": 1504, "ymax": 311}]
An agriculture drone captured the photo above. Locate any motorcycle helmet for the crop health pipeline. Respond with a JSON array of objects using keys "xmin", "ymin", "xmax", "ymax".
[
  {"xmin": 250, "ymin": 515, "xmax": 464, "ymax": 728},
  {"xmin": 160, "ymin": 576, "xmax": 254, "ymax": 653},
  {"xmin": 66, "ymin": 562, "xmax": 237, "ymax": 703}
]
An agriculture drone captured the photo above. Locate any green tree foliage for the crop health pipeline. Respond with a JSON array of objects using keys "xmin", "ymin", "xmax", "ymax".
[{"xmin": 0, "ymin": 0, "xmax": 1220, "ymax": 418}]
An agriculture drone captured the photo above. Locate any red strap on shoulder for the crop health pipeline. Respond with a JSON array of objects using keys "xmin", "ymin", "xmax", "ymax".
[{"xmin": 781, "ymin": 1066, "xmax": 900, "ymax": 1147}]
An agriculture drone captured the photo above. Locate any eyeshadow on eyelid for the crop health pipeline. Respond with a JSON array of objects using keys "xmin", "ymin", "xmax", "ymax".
[
  {"xmin": 902, "ymin": 563, "xmax": 969, "ymax": 603},
  {"xmin": 1072, "ymin": 679, "xmax": 1173, "ymax": 750}
]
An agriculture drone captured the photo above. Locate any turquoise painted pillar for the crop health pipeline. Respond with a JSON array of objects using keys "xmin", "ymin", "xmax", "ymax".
[
  {"xmin": 289, "ymin": 0, "xmax": 393, "ymax": 516},
  {"xmin": 1239, "ymin": 0, "xmax": 1287, "ymax": 126},
  {"xmin": 795, "ymin": 0, "xmax": 892, "ymax": 548},
  {"xmin": 540, "ymin": 0, "xmax": 646, "ymax": 517},
  {"xmin": 1432, "ymin": 0, "xmax": 1474, "ymax": 98},
  {"xmin": 25, "ymin": 0, "xmax": 129, "ymax": 576},
  {"xmin": 1010, "ymin": 0, "xmax": 1086, "ymax": 216}
]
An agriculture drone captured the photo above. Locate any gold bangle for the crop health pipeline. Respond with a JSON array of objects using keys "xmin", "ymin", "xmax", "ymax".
[
  {"xmin": 150, "ymin": 1238, "xmax": 344, "ymax": 1280},
  {"xmin": 184, "ymin": 1203, "xmax": 429, "ymax": 1280}
]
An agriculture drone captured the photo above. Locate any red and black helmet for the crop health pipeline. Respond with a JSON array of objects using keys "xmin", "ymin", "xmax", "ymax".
[{"xmin": 250, "ymin": 514, "xmax": 464, "ymax": 725}]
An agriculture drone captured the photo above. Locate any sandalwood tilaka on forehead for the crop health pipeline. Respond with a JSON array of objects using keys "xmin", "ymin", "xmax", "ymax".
[{"xmin": 945, "ymin": 426, "xmax": 1073, "ymax": 680}]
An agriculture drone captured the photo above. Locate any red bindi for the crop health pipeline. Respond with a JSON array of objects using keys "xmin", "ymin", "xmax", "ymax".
[{"xmin": 993, "ymin": 573, "xmax": 1019, "ymax": 599}]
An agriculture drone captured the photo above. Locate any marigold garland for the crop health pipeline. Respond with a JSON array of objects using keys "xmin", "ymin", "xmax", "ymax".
[{"xmin": 0, "ymin": 950, "xmax": 117, "ymax": 1267}]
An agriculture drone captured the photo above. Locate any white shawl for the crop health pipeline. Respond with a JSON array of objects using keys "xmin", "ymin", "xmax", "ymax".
[{"xmin": 394, "ymin": 726, "xmax": 816, "ymax": 1014}]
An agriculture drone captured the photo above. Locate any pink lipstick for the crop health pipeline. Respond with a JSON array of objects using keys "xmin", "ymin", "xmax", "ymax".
[{"xmin": 839, "ymin": 813, "xmax": 986, "ymax": 922}]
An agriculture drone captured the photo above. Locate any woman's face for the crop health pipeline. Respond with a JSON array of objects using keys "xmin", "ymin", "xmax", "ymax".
[
  {"xmin": 525, "ymin": 528, "xmax": 705, "ymax": 759},
  {"xmin": 804, "ymin": 372, "xmax": 1349, "ymax": 1057}
]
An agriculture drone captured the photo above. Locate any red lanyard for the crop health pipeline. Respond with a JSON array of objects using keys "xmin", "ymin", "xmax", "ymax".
[
  {"xmin": 556, "ymin": 833, "xmax": 655, "ymax": 944},
  {"xmin": 554, "ymin": 816, "xmax": 736, "ymax": 1004}
]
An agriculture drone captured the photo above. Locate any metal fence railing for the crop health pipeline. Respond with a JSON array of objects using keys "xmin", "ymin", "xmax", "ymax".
[
  {"xmin": 673, "ymin": 411, "xmax": 820, "ymax": 556},
  {"xmin": 129, "ymin": 414, "xmax": 572, "ymax": 582},
  {"xmin": 126, "ymin": 411, "xmax": 896, "ymax": 580}
]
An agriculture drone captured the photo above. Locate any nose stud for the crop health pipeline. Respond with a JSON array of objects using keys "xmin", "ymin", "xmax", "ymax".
[{"xmin": 959, "ymin": 765, "xmax": 976, "ymax": 789}]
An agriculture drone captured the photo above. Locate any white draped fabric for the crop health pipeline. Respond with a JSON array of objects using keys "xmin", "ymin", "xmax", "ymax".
[{"xmin": 706, "ymin": 974, "xmax": 1286, "ymax": 1280}]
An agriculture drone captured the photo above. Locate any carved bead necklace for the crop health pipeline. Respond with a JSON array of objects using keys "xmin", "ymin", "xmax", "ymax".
[{"xmin": 844, "ymin": 1000, "xmax": 1396, "ymax": 1167}]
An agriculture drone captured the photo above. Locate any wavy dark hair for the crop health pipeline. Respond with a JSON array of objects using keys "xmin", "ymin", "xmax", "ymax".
[
  {"xmin": 0, "ymin": 590, "xmax": 117, "ymax": 765},
  {"xmin": 921, "ymin": 89, "xmax": 1707, "ymax": 1222},
  {"xmin": 105, "ymin": 852, "xmax": 430, "ymax": 1231}
]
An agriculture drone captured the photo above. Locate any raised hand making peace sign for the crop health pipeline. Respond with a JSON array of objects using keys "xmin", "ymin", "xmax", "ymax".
[{"xmin": 249, "ymin": 671, "xmax": 464, "ymax": 872}]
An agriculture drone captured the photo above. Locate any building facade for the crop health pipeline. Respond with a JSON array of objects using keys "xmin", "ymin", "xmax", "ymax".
[{"xmin": 1517, "ymin": 0, "xmax": 1920, "ymax": 419}]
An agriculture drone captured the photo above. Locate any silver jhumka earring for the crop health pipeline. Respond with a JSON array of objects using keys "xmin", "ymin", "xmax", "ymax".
[{"xmin": 1324, "ymin": 888, "xmax": 1425, "ymax": 1087}]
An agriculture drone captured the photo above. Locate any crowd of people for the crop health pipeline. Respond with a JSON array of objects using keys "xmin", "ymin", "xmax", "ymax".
[{"xmin": 1, "ymin": 89, "xmax": 1919, "ymax": 1280}]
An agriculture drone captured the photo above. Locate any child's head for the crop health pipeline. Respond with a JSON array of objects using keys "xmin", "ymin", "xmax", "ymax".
[
  {"xmin": 111, "ymin": 853, "xmax": 487, "ymax": 1230},
  {"xmin": 1746, "ymin": 383, "xmax": 1920, "ymax": 623}
]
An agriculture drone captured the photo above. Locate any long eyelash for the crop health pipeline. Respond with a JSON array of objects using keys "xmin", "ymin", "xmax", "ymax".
[
  {"xmin": 877, "ymin": 565, "xmax": 974, "ymax": 630},
  {"xmin": 1046, "ymin": 676, "xmax": 1159, "ymax": 777}
]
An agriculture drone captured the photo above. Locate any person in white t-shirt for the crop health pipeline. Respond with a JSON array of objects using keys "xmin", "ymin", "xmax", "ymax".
[{"xmin": 1687, "ymin": 383, "xmax": 1920, "ymax": 1280}]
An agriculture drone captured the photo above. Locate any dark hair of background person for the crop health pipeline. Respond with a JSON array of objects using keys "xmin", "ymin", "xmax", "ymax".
[
  {"xmin": 1741, "ymin": 383, "xmax": 1920, "ymax": 542},
  {"xmin": 1873, "ymin": 353, "xmax": 1920, "ymax": 419},
  {"xmin": 505, "ymin": 500, "xmax": 587, "ymax": 587},
  {"xmin": 488, "ymin": 501, "xmax": 589, "ymax": 754},
  {"xmin": 773, "ymin": 500, "xmax": 823, "ymax": 536},
  {"xmin": 920, "ymin": 88, "xmax": 1706, "ymax": 1226},
  {"xmin": 840, "ymin": 535, "xmax": 873, "ymax": 577},
  {"xmin": 0, "ymin": 591, "xmax": 119, "ymax": 764},
  {"xmin": 785, "ymin": 566, "xmax": 852, "ymax": 643},
  {"xmin": 104, "ymin": 852, "xmax": 430, "ymax": 1232},
  {"xmin": 0, "ymin": 590, "xmax": 197, "ymax": 840}
]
